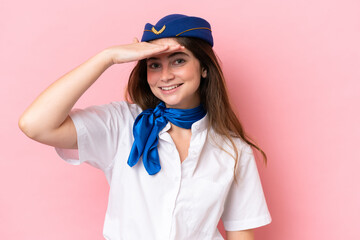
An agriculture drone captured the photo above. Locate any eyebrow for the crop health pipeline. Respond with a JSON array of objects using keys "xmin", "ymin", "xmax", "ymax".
[{"xmin": 147, "ymin": 52, "xmax": 190, "ymax": 61}]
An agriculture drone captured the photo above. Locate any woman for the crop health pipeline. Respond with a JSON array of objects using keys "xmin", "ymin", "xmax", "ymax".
[{"xmin": 19, "ymin": 14, "xmax": 271, "ymax": 240}]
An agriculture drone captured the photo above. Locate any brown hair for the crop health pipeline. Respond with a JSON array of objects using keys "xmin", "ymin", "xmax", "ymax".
[{"xmin": 126, "ymin": 37, "xmax": 267, "ymax": 172}]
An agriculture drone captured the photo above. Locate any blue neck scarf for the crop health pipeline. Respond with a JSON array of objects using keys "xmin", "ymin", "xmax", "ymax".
[{"xmin": 127, "ymin": 102, "xmax": 206, "ymax": 175}]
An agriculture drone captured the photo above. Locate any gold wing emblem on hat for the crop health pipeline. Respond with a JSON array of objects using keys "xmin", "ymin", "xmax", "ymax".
[{"xmin": 151, "ymin": 25, "xmax": 166, "ymax": 35}]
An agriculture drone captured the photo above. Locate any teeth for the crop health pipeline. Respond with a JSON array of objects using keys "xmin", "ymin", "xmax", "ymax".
[{"xmin": 161, "ymin": 84, "xmax": 180, "ymax": 91}]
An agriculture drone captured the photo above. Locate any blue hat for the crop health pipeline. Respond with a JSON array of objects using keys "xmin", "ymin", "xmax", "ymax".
[{"xmin": 141, "ymin": 14, "xmax": 213, "ymax": 47}]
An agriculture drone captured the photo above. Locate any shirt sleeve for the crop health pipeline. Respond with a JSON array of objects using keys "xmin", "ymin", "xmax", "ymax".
[
  {"xmin": 221, "ymin": 144, "xmax": 272, "ymax": 231},
  {"xmin": 55, "ymin": 101, "xmax": 140, "ymax": 172}
]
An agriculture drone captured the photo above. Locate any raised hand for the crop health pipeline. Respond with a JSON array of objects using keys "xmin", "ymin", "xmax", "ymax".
[
  {"xmin": 106, "ymin": 38, "xmax": 184, "ymax": 64},
  {"xmin": 19, "ymin": 38, "xmax": 185, "ymax": 149}
]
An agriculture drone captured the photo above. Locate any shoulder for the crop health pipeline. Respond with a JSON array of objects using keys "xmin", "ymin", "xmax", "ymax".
[
  {"xmin": 69, "ymin": 101, "xmax": 143, "ymax": 129},
  {"xmin": 107, "ymin": 101, "xmax": 143, "ymax": 117},
  {"xmin": 77, "ymin": 101, "xmax": 142, "ymax": 118},
  {"xmin": 207, "ymin": 128, "xmax": 255, "ymax": 167},
  {"xmin": 208, "ymin": 128, "xmax": 252, "ymax": 154}
]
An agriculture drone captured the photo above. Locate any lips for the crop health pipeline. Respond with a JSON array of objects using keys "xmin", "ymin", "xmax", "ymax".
[{"xmin": 159, "ymin": 84, "xmax": 183, "ymax": 91}]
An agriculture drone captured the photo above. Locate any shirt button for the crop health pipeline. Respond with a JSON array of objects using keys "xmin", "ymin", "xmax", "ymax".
[{"xmin": 195, "ymin": 125, "xmax": 200, "ymax": 130}]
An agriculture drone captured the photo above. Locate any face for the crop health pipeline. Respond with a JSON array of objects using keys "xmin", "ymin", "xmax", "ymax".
[{"xmin": 146, "ymin": 38, "xmax": 206, "ymax": 109}]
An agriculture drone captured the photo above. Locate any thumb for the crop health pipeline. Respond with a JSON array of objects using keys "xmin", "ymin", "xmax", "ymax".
[{"xmin": 132, "ymin": 37, "xmax": 139, "ymax": 43}]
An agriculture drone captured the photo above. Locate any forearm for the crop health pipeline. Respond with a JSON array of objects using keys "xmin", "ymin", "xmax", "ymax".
[
  {"xmin": 19, "ymin": 40, "xmax": 182, "ymax": 142},
  {"xmin": 19, "ymin": 49, "xmax": 113, "ymax": 139},
  {"xmin": 226, "ymin": 230, "xmax": 254, "ymax": 240}
]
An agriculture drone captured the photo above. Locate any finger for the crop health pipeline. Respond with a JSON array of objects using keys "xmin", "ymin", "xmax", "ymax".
[
  {"xmin": 143, "ymin": 46, "xmax": 168, "ymax": 58},
  {"xmin": 153, "ymin": 44, "xmax": 183, "ymax": 56},
  {"xmin": 161, "ymin": 44, "xmax": 184, "ymax": 53},
  {"xmin": 141, "ymin": 43, "xmax": 184, "ymax": 59},
  {"xmin": 150, "ymin": 44, "xmax": 170, "ymax": 53}
]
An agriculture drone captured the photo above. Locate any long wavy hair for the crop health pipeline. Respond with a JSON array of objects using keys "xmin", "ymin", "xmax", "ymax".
[{"xmin": 126, "ymin": 37, "xmax": 267, "ymax": 172}]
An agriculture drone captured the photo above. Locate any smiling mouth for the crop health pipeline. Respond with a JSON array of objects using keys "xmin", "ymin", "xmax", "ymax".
[{"xmin": 159, "ymin": 84, "xmax": 183, "ymax": 91}]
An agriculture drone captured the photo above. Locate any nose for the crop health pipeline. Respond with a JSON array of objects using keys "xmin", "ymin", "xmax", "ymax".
[{"xmin": 160, "ymin": 65, "xmax": 175, "ymax": 82}]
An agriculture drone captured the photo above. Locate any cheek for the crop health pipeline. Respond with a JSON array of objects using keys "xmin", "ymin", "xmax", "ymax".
[
  {"xmin": 146, "ymin": 72, "xmax": 157, "ymax": 87},
  {"xmin": 176, "ymin": 67, "xmax": 198, "ymax": 81},
  {"xmin": 187, "ymin": 68, "xmax": 202, "ymax": 85}
]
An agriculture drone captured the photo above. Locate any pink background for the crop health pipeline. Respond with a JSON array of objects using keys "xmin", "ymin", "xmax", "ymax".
[{"xmin": 1, "ymin": 0, "xmax": 359, "ymax": 239}]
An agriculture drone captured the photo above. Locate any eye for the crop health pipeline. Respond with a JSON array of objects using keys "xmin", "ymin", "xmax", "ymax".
[
  {"xmin": 173, "ymin": 58, "xmax": 186, "ymax": 65},
  {"xmin": 148, "ymin": 62, "xmax": 161, "ymax": 69}
]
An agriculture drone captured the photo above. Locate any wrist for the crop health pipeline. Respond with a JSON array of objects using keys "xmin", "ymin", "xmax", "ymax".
[{"xmin": 99, "ymin": 48, "xmax": 116, "ymax": 67}]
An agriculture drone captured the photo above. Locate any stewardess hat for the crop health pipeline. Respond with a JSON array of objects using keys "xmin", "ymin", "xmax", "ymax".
[{"xmin": 141, "ymin": 14, "xmax": 213, "ymax": 47}]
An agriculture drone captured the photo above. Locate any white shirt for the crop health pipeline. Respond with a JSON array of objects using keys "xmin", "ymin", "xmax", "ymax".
[{"xmin": 55, "ymin": 101, "xmax": 271, "ymax": 240}]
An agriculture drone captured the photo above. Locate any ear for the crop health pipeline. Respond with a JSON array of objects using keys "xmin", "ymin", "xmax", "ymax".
[{"xmin": 201, "ymin": 68, "xmax": 207, "ymax": 78}]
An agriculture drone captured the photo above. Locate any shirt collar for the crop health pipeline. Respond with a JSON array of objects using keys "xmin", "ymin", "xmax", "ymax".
[
  {"xmin": 159, "ymin": 113, "xmax": 209, "ymax": 135},
  {"xmin": 191, "ymin": 113, "xmax": 209, "ymax": 133}
]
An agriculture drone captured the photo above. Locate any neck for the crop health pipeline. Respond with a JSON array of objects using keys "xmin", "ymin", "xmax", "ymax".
[{"xmin": 164, "ymin": 95, "xmax": 201, "ymax": 109}]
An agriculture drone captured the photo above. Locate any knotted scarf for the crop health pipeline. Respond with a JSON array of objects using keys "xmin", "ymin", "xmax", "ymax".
[{"xmin": 127, "ymin": 102, "xmax": 206, "ymax": 175}]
